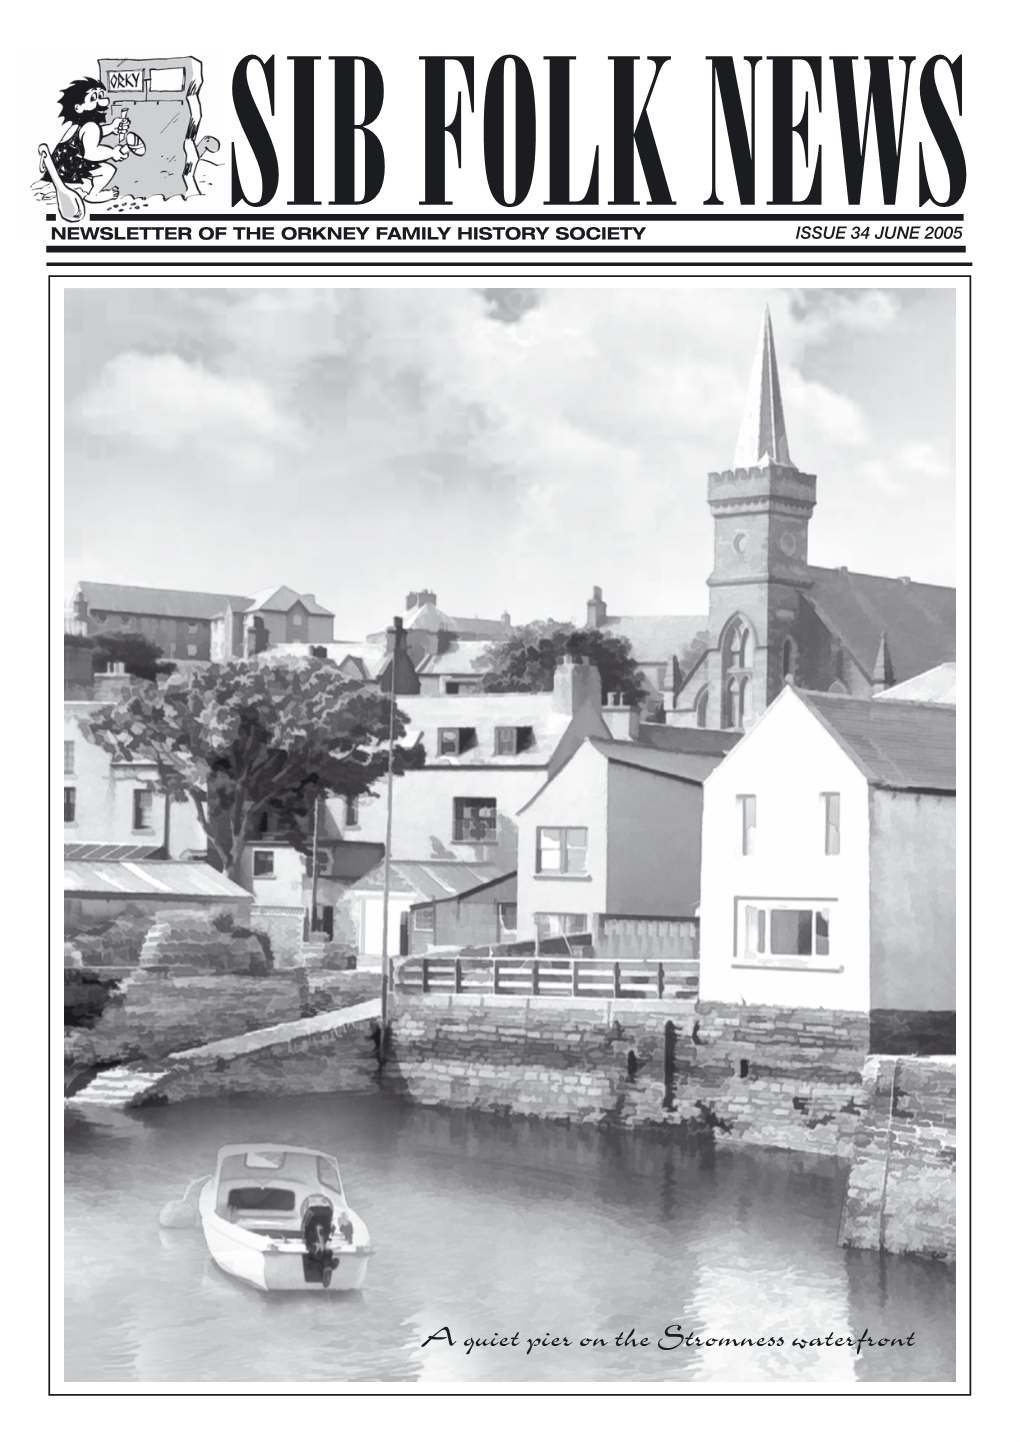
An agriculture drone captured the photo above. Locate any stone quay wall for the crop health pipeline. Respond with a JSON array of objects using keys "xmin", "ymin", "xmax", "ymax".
[
  {"xmin": 838, "ymin": 1056, "xmax": 956, "ymax": 1260},
  {"xmin": 385, "ymin": 996, "xmax": 873, "ymax": 1158}
]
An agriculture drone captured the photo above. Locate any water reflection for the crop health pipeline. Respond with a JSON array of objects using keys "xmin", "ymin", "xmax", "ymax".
[{"xmin": 64, "ymin": 1092, "xmax": 954, "ymax": 1386}]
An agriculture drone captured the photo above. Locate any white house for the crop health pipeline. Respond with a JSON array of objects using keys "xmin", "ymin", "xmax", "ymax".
[
  {"xmin": 515, "ymin": 735, "xmax": 732, "ymax": 945},
  {"xmin": 699, "ymin": 687, "xmax": 956, "ymax": 1033}
]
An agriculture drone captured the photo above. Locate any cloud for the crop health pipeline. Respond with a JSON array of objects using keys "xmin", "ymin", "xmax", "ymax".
[{"xmin": 75, "ymin": 351, "xmax": 305, "ymax": 480}]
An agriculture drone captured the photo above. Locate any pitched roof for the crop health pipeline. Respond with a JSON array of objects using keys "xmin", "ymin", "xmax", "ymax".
[
  {"xmin": 64, "ymin": 842, "xmax": 165, "ymax": 861},
  {"xmin": 266, "ymin": 642, "xmax": 387, "ymax": 676},
  {"xmin": 797, "ymin": 689, "xmax": 956, "ymax": 791},
  {"xmin": 74, "ymin": 581, "xmax": 251, "ymax": 620},
  {"xmin": 245, "ymin": 585, "xmax": 333, "ymax": 616},
  {"xmin": 416, "ymin": 641, "xmax": 492, "ymax": 676},
  {"xmin": 63, "ymin": 860, "xmax": 251, "ymax": 899},
  {"xmin": 349, "ymin": 859, "xmax": 508, "ymax": 901},
  {"xmin": 589, "ymin": 737, "xmax": 727, "ymax": 784},
  {"xmin": 806, "ymin": 567, "xmax": 955, "ymax": 685},
  {"xmin": 395, "ymin": 692, "xmax": 594, "ymax": 766},
  {"xmin": 448, "ymin": 615, "xmax": 511, "ymax": 639},
  {"xmin": 733, "ymin": 305, "xmax": 795, "ymax": 468},
  {"xmin": 600, "ymin": 614, "xmax": 709, "ymax": 664},
  {"xmin": 636, "ymin": 723, "xmax": 740, "ymax": 757},
  {"xmin": 878, "ymin": 662, "xmax": 957, "ymax": 705}
]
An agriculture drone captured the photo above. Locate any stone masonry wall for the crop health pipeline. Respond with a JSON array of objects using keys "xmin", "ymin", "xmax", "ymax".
[
  {"xmin": 838, "ymin": 1056, "xmax": 956, "ymax": 1260},
  {"xmin": 386, "ymin": 997, "xmax": 872, "ymax": 1157}
]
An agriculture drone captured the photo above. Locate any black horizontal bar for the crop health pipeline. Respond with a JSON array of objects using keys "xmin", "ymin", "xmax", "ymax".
[
  {"xmin": 88, "ymin": 211, "xmax": 964, "ymax": 224},
  {"xmin": 47, "ymin": 244, "xmax": 968, "ymax": 254}
]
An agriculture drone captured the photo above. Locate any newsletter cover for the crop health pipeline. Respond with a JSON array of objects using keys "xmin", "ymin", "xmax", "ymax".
[{"xmin": 20, "ymin": 0, "xmax": 989, "ymax": 1404}]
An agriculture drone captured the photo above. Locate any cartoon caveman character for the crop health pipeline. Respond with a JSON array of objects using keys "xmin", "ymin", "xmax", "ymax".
[{"xmin": 50, "ymin": 77, "xmax": 129, "ymax": 202}]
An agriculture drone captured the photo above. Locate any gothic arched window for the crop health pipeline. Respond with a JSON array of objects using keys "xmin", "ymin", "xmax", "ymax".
[
  {"xmin": 721, "ymin": 617, "xmax": 755, "ymax": 729},
  {"xmin": 782, "ymin": 638, "xmax": 794, "ymax": 681},
  {"xmin": 695, "ymin": 688, "xmax": 709, "ymax": 728}
]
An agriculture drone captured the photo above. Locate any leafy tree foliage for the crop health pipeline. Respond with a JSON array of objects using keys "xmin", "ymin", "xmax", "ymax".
[
  {"xmin": 678, "ymin": 627, "xmax": 712, "ymax": 678},
  {"xmin": 82, "ymin": 658, "xmax": 421, "ymax": 881},
  {"xmin": 477, "ymin": 621, "xmax": 647, "ymax": 706},
  {"xmin": 87, "ymin": 630, "xmax": 176, "ymax": 681}
]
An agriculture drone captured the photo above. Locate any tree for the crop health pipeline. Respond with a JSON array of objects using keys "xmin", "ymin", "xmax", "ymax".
[
  {"xmin": 82, "ymin": 658, "xmax": 422, "ymax": 881},
  {"xmin": 87, "ymin": 630, "xmax": 176, "ymax": 681},
  {"xmin": 678, "ymin": 628, "xmax": 712, "ymax": 678},
  {"xmin": 476, "ymin": 621, "xmax": 648, "ymax": 706}
]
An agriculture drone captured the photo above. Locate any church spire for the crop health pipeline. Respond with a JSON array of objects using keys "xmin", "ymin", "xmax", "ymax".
[
  {"xmin": 733, "ymin": 305, "xmax": 794, "ymax": 469},
  {"xmin": 872, "ymin": 631, "xmax": 895, "ymax": 690}
]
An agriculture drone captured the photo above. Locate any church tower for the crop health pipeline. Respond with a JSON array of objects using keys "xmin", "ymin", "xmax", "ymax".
[{"xmin": 703, "ymin": 307, "xmax": 816, "ymax": 728}]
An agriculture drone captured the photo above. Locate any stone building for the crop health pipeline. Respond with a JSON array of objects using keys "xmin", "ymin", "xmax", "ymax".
[{"xmin": 587, "ymin": 308, "xmax": 955, "ymax": 731}]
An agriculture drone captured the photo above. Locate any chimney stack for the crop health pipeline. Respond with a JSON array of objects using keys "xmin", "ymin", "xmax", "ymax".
[
  {"xmin": 552, "ymin": 656, "xmax": 603, "ymax": 715},
  {"xmin": 602, "ymin": 692, "xmax": 640, "ymax": 741},
  {"xmin": 587, "ymin": 585, "xmax": 608, "ymax": 629}
]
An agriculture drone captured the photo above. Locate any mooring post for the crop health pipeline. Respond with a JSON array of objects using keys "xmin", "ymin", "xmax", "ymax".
[
  {"xmin": 657, "ymin": 961, "xmax": 665, "ymax": 1000},
  {"xmin": 454, "ymin": 957, "xmax": 462, "ymax": 994},
  {"xmin": 421, "ymin": 956, "xmax": 430, "ymax": 995},
  {"xmin": 613, "ymin": 960, "xmax": 621, "ymax": 999}
]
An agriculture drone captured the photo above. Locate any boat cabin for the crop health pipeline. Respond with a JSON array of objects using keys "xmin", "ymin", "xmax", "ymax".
[{"xmin": 212, "ymin": 1146, "xmax": 345, "ymax": 1237}]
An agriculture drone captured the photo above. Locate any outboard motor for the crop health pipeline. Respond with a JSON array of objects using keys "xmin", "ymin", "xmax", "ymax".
[{"xmin": 301, "ymin": 1194, "xmax": 336, "ymax": 1287}]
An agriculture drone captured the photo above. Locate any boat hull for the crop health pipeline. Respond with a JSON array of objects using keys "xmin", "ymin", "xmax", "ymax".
[{"xmin": 199, "ymin": 1181, "xmax": 370, "ymax": 1293}]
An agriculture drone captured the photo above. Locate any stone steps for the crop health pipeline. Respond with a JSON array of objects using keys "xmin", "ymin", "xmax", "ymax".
[{"xmin": 72, "ymin": 1066, "xmax": 169, "ymax": 1108}]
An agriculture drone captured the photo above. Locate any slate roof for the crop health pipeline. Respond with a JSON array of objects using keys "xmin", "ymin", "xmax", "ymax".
[
  {"xmin": 878, "ymin": 662, "xmax": 957, "ymax": 705},
  {"xmin": 349, "ymin": 859, "xmax": 508, "ymax": 901},
  {"xmin": 798, "ymin": 690, "xmax": 956, "ymax": 792},
  {"xmin": 64, "ymin": 860, "xmax": 251, "ymax": 898},
  {"xmin": 396, "ymin": 693, "xmax": 603, "ymax": 767},
  {"xmin": 806, "ymin": 567, "xmax": 955, "ymax": 684},
  {"xmin": 75, "ymin": 581, "xmax": 251, "ymax": 621},
  {"xmin": 589, "ymin": 737, "xmax": 727, "ymax": 784},
  {"xmin": 368, "ymin": 606, "xmax": 510, "ymax": 642},
  {"xmin": 636, "ymin": 724, "xmax": 740, "ymax": 757},
  {"xmin": 416, "ymin": 642, "xmax": 492, "ymax": 676},
  {"xmin": 245, "ymin": 585, "xmax": 333, "ymax": 617},
  {"xmin": 600, "ymin": 614, "xmax": 709, "ymax": 664}
]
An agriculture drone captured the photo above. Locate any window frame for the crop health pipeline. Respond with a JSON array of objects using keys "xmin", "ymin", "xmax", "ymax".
[
  {"xmin": 252, "ymin": 849, "xmax": 276, "ymax": 879},
  {"xmin": 495, "ymin": 726, "xmax": 518, "ymax": 756},
  {"xmin": 452, "ymin": 797, "xmax": 498, "ymax": 843},
  {"xmin": 535, "ymin": 825, "xmax": 589, "ymax": 876},
  {"xmin": 64, "ymin": 741, "xmax": 75, "ymax": 775},
  {"xmin": 737, "ymin": 794, "xmax": 756, "ymax": 855},
  {"xmin": 412, "ymin": 906, "xmax": 436, "ymax": 932},
  {"xmin": 63, "ymin": 786, "xmax": 77, "ymax": 823},
  {"xmin": 734, "ymin": 897, "xmax": 836, "ymax": 970},
  {"xmin": 344, "ymin": 795, "xmax": 359, "ymax": 827},
  {"xmin": 132, "ymin": 788, "xmax": 154, "ymax": 832},
  {"xmin": 535, "ymin": 912, "xmax": 588, "ymax": 941},
  {"xmin": 821, "ymin": 792, "xmax": 841, "ymax": 856}
]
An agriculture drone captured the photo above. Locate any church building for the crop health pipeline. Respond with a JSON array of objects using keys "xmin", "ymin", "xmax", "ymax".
[{"xmin": 663, "ymin": 307, "xmax": 955, "ymax": 729}]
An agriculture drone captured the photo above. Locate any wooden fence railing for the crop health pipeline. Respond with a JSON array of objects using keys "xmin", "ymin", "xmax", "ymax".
[{"xmin": 394, "ymin": 955, "xmax": 699, "ymax": 1001}]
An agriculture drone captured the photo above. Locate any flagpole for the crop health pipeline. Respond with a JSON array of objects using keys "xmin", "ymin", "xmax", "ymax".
[{"xmin": 378, "ymin": 617, "xmax": 401, "ymax": 1064}]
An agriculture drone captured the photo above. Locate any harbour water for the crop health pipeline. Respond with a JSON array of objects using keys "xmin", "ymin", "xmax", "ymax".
[{"xmin": 63, "ymin": 1090, "xmax": 955, "ymax": 1388}]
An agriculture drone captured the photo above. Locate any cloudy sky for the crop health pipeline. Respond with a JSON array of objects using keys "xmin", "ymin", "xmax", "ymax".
[{"xmin": 63, "ymin": 285, "xmax": 955, "ymax": 638}]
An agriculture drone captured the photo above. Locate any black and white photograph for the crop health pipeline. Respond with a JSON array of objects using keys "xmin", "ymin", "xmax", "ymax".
[{"xmin": 59, "ymin": 282, "xmax": 958, "ymax": 1388}]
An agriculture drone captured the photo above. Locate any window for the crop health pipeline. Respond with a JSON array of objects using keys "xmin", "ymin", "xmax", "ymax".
[
  {"xmin": 721, "ymin": 617, "xmax": 754, "ymax": 729},
  {"xmin": 535, "ymin": 912, "xmax": 587, "ymax": 941},
  {"xmin": 253, "ymin": 850, "xmax": 275, "ymax": 878},
  {"xmin": 536, "ymin": 826, "xmax": 588, "ymax": 874},
  {"xmin": 822, "ymin": 793, "xmax": 841, "ymax": 855},
  {"xmin": 695, "ymin": 689, "xmax": 709, "ymax": 728},
  {"xmin": 782, "ymin": 638, "xmax": 794, "ymax": 680},
  {"xmin": 344, "ymin": 796, "xmax": 359, "ymax": 827},
  {"xmin": 304, "ymin": 849, "xmax": 331, "ymax": 878},
  {"xmin": 453, "ymin": 797, "xmax": 497, "ymax": 842},
  {"xmin": 187, "ymin": 622, "xmax": 198, "ymax": 634},
  {"xmin": 737, "ymin": 795, "xmax": 756, "ymax": 855},
  {"xmin": 132, "ymin": 789, "xmax": 154, "ymax": 830},
  {"xmin": 293, "ymin": 611, "xmax": 304, "ymax": 625},
  {"xmin": 413, "ymin": 907, "xmax": 435, "ymax": 931},
  {"xmin": 187, "ymin": 644, "xmax": 198, "ymax": 657},
  {"xmin": 64, "ymin": 787, "xmax": 76, "ymax": 823},
  {"xmin": 495, "ymin": 726, "xmax": 517, "ymax": 755},
  {"xmin": 438, "ymin": 727, "xmax": 477, "ymax": 757},
  {"xmin": 498, "ymin": 902, "xmax": 518, "ymax": 934},
  {"xmin": 64, "ymin": 741, "xmax": 75, "ymax": 775},
  {"xmin": 740, "ymin": 901, "xmax": 832, "ymax": 965}
]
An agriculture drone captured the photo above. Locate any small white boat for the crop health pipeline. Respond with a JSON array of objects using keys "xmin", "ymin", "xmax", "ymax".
[{"xmin": 196, "ymin": 1143, "xmax": 371, "ymax": 1292}]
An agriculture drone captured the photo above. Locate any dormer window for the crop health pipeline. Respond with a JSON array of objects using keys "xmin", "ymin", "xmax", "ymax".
[
  {"xmin": 438, "ymin": 728, "xmax": 477, "ymax": 757},
  {"xmin": 495, "ymin": 726, "xmax": 533, "ymax": 756}
]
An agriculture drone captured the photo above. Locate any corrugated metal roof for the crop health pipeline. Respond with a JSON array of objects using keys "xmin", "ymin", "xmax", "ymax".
[
  {"xmin": 75, "ymin": 581, "xmax": 251, "ymax": 620},
  {"xmin": 64, "ymin": 860, "xmax": 251, "ymax": 899},
  {"xmin": 350, "ymin": 859, "xmax": 507, "ymax": 901},
  {"xmin": 806, "ymin": 567, "xmax": 955, "ymax": 684},
  {"xmin": 798, "ymin": 690, "xmax": 956, "ymax": 791},
  {"xmin": 64, "ymin": 842, "xmax": 165, "ymax": 861}
]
